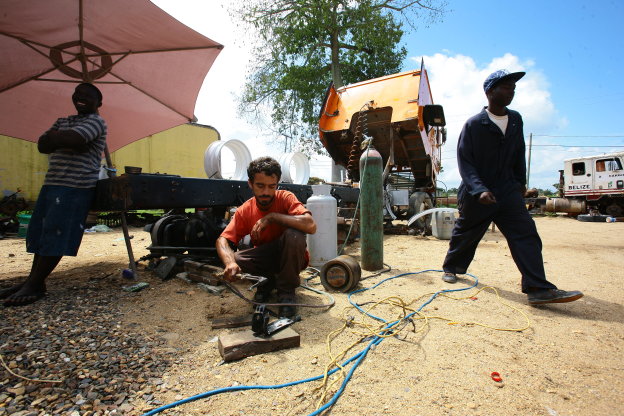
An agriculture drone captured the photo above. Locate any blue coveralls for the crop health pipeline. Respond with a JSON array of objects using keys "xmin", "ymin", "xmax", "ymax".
[{"xmin": 442, "ymin": 108, "xmax": 557, "ymax": 293}]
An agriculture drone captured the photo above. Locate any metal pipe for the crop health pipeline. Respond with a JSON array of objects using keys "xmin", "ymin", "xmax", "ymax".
[
  {"xmin": 544, "ymin": 198, "xmax": 586, "ymax": 214},
  {"xmin": 147, "ymin": 246, "xmax": 218, "ymax": 251},
  {"xmin": 103, "ymin": 144, "xmax": 139, "ymax": 278},
  {"xmin": 527, "ymin": 133, "xmax": 533, "ymax": 188}
]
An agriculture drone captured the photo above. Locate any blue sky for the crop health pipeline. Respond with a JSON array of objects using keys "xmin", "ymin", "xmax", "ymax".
[
  {"xmin": 400, "ymin": 0, "xmax": 624, "ymax": 189},
  {"xmin": 154, "ymin": 0, "xmax": 624, "ymax": 190}
]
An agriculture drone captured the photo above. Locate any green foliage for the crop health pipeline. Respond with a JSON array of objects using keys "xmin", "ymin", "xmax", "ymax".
[
  {"xmin": 307, "ymin": 176, "xmax": 326, "ymax": 185},
  {"xmin": 234, "ymin": 0, "xmax": 448, "ymax": 153},
  {"xmin": 532, "ymin": 187, "xmax": 557, "ymax": 197}
]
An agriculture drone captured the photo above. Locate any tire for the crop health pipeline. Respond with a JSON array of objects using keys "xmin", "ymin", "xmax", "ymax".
[
  {"xmin": 407, "ymin": 192, "xmax": 433, "ymax": 232},
  {"xmin": 577, "ymin": 214, "xmax": 609, "ymax": 222}
]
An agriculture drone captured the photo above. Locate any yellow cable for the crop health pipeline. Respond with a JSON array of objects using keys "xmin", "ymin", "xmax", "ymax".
[
  {"xmin": 0, "ymin": 353, "xmax": 62, "ymax": 384},
  {"xmin": 309, "ymin": 283, "xmax": 533, "ymax": 410}
]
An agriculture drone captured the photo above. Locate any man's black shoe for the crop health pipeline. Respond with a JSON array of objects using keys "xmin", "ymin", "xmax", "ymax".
[
  {"xmin": 278, "ymin": 304, "xmax": 297, "ymax": 318},
  {"xmin": 277, "ymin": 294, "xmax": 297, "ymax": 318},
  {"xmin": 527, "ymin": 289, "xmax": 583, "ymax": 305}
]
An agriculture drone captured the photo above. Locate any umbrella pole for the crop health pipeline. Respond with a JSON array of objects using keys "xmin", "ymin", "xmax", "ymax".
[{"xmin": 103, "ymin": 145, "xmax": 139, "ymax": 279}]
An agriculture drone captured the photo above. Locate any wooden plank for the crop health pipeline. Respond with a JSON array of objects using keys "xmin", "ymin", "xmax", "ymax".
[
  {"xmin": 218, "ymin": 328, "xmax": 300, "ymax": 362},
  {"xmin": 184, "ymin": 260, "xmax": 223, "ymax": 285},
  {"xmin": 211, "ymin": 314, "xmax": 254, "ymax": 329},
  {"xmin": 184, "ymin": 260, "xmax": 223, "ymax": 274},
  {"xmin": 187, "ymin": 272, "xmax": 221, "ymax": 286}
]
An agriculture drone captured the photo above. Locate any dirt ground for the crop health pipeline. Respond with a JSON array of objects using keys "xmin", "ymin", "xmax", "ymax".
[{"xmin": 1, "ymin": 215, "xmax": 623, "ymax": 416}]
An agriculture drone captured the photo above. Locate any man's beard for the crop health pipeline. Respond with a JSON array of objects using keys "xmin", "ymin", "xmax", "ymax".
[{"xmin": 256, "ymin": 195, "xmax": 274, "ymax": 208}]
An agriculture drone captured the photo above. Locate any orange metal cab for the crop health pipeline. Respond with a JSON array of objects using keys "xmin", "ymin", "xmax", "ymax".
[{"xmin": 318, "ymin": 68, "xmax": 443, "ymax": 189}]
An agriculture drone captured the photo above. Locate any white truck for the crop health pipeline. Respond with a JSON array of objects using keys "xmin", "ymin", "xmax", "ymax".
[{"xmin": 544, "ymin": 152, "xmax": 624, "ymax": 217}]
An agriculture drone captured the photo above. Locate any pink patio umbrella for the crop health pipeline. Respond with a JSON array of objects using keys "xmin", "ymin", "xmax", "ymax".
[{"xmin": 0, "ymin": 0, "xmax": 223, "ymax": 152}]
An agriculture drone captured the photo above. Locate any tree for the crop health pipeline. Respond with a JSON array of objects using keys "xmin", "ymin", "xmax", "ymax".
[{"xmin": 234, "ymin": 0, "xmax": 448, "ymax": 153}]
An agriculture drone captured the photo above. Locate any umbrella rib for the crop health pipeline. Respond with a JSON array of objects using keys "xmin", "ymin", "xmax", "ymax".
[
  {"xmin": 82, "ymin": 45, "xmax": 224, "ymax": 56},
  {"xmin": 78, "ymin": 0, "xmax": 89, "ymax": 81},
  {"xmin": 0, "ymin": 56, "xmax": 82, "ymax": 94},
  {"xmin": 0, "ymin": 32, "xmax": 56, "ymax": 58},
  {"xmin": 1, "ymin": 31, "xmax": 222, "ymax": 58}
]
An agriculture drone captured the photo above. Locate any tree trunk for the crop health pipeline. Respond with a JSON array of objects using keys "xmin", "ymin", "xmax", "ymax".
[{"xmin": 330, "ymin": 30, "xmax": 343, "ymax": 88}]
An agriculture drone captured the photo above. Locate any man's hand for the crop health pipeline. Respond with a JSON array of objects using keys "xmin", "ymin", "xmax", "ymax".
[
  {"xmin": 38, "ymin": 129, "xmax": 88, "ymax": 154},
  {"xmin": 478, "ymin": 191, "xmax": 497, "ymax": 205},
  {"xmin": 223, "ymin": 261, "xmax": 241, "ymax": 282},
  {"xmin": 38, "ymin": 133, "xmax": 55, "ymax": 154},
  {"xmin": 250, "ymin": 215, "xmax": 271, "ymax": 245}
]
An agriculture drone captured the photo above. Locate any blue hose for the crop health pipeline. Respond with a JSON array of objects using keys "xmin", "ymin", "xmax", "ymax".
[{"xmin": 141, "ymin": 269, "xmax": 478, "ymax": 416}]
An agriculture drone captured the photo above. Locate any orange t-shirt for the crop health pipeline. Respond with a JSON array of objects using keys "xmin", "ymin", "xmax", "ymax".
[{"xmin": 221, "ymin": 190, "xmax": 311, "ymax": 249}]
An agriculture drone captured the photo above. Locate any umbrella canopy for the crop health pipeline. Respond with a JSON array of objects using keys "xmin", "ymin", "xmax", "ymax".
[{"xmin": 0, "ymin": 0, "xmax": 223, "ymax": 152}]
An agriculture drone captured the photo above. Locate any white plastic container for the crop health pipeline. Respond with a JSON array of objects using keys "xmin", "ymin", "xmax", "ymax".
[
  {"xmin": 306, "ymin": 184, "xmax": 337, "ymax": 267},
  {"xmin": 431, "ymin": 209, "xmax": 456, "ymax": 240}
]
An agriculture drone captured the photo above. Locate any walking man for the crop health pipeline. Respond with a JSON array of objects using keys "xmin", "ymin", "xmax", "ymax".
[{"xmin": 441, "ymin": 70, "xmax": 583, "ymax": 305}]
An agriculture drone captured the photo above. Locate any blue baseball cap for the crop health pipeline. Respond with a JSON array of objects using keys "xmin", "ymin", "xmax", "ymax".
[{"xmin": 483, "ymin": 69, "xmax": 525, "ymax": 92}]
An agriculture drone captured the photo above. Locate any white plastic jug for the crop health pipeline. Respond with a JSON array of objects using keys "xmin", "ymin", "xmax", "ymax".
[
  {"xmin": 431, "ymin": 209, "xmax": 456, "ymax": 240},
  {"xmin": 306, "ymin": 185, "xmax": 337, "ymax": 267}
]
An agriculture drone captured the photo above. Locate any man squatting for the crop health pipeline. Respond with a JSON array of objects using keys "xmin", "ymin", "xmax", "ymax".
[{"xmin": 216, "ymin": 156, "xmax": 317, "ymax": 317}]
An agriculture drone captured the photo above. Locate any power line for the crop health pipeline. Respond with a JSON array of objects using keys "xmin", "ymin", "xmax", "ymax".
[
  {"xmin": 531, "ymin": 134, "xmax": 624, "ymax": 138},
  {"xmin": 532, "ymin": 145, "xmax": 624, "ymax": 148}
]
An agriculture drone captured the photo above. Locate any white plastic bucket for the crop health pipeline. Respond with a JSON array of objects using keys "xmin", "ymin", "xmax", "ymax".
[
  {"xmin": 204, "ymin": 140, "xmax": 252, "ymax": 181},
  {"xmin": 278, "ymin": 152, "xmax": 310, "ymax": 185},
  {"xmin": 306, "ymin": 185, "xmax": 337, "ymax": 267}
]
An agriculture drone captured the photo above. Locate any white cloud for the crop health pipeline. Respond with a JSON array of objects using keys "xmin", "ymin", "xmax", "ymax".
[{"xmin": 415, "ymin": 52, "xmax": 568, "ymax": 190}]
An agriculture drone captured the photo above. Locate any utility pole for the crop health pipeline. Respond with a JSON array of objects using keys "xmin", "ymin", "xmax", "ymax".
[{"xmin": 527, "ymin": 133, "xmax": 533, "ymax": 188}]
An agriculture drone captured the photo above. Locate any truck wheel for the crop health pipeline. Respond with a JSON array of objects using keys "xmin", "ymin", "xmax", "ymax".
[
  {"xmin": 407, "ymin": 192, "xmax": 433, "ymax": 233},
  {"xmin": 605, "ymin": 202, "xmax": 624, "ymax": 217},
  {"xmin": 577, "ymin": 214, "xmax": 609, "ymax": 222}
]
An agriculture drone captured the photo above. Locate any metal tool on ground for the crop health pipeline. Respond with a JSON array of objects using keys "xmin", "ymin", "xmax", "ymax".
[
  {"xmin": 208, "ymin": 266, "xmax": 335, "ymax": 311},
  {"xmin": 252, "ymin": 304, "xmax": 301, "ymax": 337}
]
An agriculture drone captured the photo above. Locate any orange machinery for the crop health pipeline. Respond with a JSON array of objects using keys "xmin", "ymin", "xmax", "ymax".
[{"xmin": 318, "ymin": 63, "xmax": 446, "ymax": 192}]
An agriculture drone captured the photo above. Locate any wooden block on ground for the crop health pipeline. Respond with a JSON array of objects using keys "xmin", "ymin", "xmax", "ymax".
[
  {"xmin": 184, "ymin": 260, "xmax": 223, "ymax": 285},
  {"xmin": 218, "ymin": 328, "xmax": 300, "ymax": 362},
  {"xmin": 188, "ymin": 272, "xmax": 221, "ymax": 286},
  {"xmin": 211, "ymin": 314, "xmax": 254, "ymax": 329},
  {"xmin": 184, "ymin": 260, "xmax": 223, "ymax": 274}
]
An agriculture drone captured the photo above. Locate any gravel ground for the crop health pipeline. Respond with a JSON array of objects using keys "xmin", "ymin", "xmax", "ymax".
[{"xmin": 0, "ymin": 269, "xmax": 179, "ymax": 415}]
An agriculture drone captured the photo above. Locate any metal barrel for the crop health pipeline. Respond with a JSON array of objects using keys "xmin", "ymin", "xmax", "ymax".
[
  {"xmin": 544, "ymin": 197, "xmax": 586, "ymax": 214},
  {"xmin": 359, "ymin": 146, "xmax": 384, "ymax": 271}
]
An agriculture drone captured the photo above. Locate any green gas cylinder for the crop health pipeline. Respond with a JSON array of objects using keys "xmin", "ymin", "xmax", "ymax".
[{"xmin": 359, "ymin": 146, "xmax": 384, "ymax": 270}]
